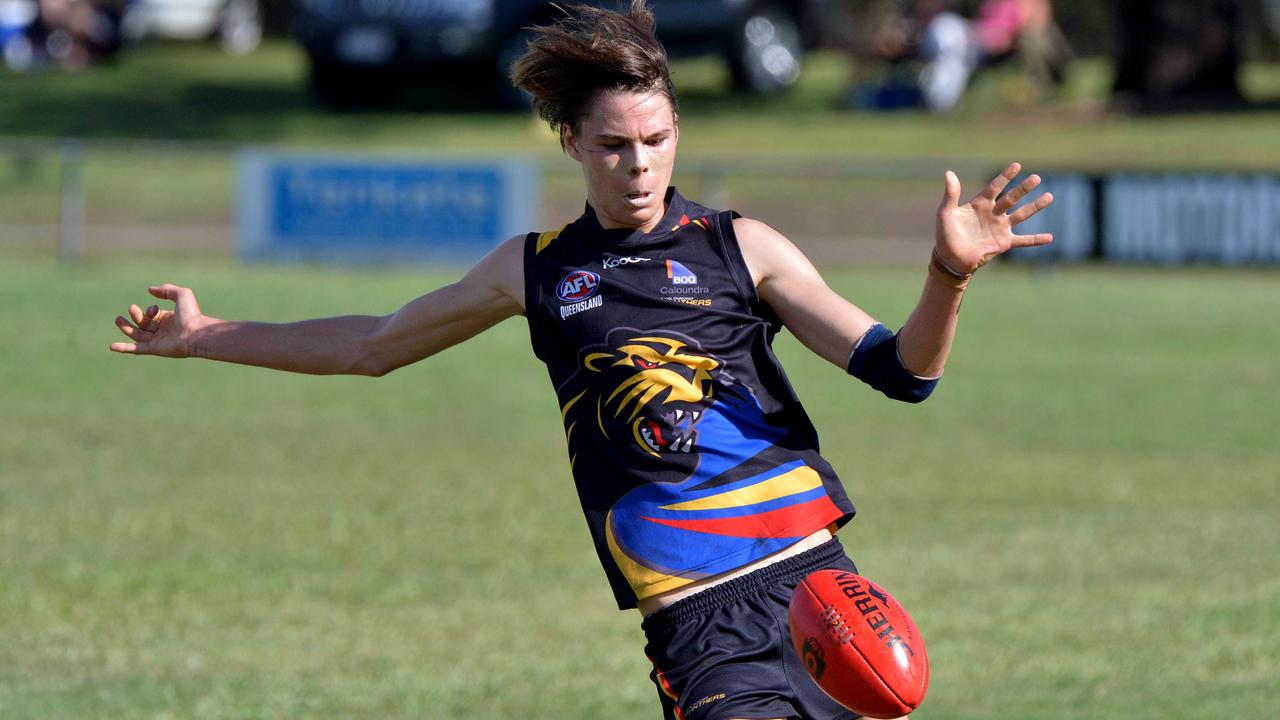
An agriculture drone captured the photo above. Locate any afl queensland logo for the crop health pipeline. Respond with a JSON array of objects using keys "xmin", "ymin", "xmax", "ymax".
[{"xmin": 557, "ymin": 270, "xmax": 601, "ymax": 303}]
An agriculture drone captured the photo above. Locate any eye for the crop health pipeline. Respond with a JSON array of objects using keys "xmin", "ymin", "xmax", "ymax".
[
  {"xmin": 633, "ymin": 356, "xmax": 659, "ymax": 370},
  {"xmin": 602, "ymin": 142, "xmax": 624, "ymax": 151}
]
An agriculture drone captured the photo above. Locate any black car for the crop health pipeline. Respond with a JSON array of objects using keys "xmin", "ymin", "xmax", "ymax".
[{"xmin": 290, "ymin": 0, "xmax": 829, "ymax": 106}]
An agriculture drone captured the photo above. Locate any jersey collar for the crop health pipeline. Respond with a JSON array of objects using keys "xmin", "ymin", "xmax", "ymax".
[{"xmin": 579, "ymin": 186, "xmax": 691, "ymax": 248}]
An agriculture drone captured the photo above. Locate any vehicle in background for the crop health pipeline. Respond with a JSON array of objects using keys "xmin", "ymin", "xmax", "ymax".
[
  {"xmin": 122, "ymin": 0, "xmax": 262, "ymax": 54},
  {"xmin": 289, "ymin": 0, "xmax": 830, "ymax": 107}
]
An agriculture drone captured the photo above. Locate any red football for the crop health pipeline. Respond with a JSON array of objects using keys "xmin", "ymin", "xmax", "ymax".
[{"xmin": 788, "ymin": 570, "xmax": 929, "ymax": 718}]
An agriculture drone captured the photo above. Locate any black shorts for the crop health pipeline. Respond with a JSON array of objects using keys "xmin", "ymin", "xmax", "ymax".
[{"xmin": 641, "ymin": 538, "xmax": 861, "ymax": 720}]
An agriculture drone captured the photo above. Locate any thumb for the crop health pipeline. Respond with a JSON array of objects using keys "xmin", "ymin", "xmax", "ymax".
[
  {"xmin": 148, "ymin": 283, "xmax": 182, "ymax": 301},
  {"xmin": 940, "ymin": 170, "xmax": 961, "ymax": 211},
  {"xmin": 148, "ymin": 284, "xmax": 201, "ymax": 314}
]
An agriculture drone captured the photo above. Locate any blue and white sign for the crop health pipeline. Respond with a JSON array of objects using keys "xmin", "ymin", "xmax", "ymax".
[
  {"xmin": 1104, "ymin": 174, "xmax": 1280, "ymax": 265},
  {"xmin": 1007, "ymin": 173, "xmax": 1097, "ymax": 263},
  {"xmin": 237, "ymin": 152, "xmax": 536, "ymax": 264},
  {"xmin": 1008, "ymin": 172, "xmax": 1280, "ymax": 266}
]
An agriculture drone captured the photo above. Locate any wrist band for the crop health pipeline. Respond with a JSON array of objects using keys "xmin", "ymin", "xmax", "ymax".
[
  {"xmin": 929, "ymin": 250, "xmax": 973, "ymax": 290},
  {"xmin": 846, "ymin": 323, "xmax": 939, "ymax": 404}
]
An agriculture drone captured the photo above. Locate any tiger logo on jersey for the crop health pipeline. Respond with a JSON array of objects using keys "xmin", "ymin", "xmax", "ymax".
[
  {"xmin": 556, "ymin": 328, "xmax": 844, "ymax": 599},
  {"xmin": 563, "ymin": 333, "xmax": 718, "ymax": 459}
]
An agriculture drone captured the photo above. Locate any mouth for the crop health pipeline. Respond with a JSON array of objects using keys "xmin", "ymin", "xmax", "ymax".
[
  {"xmin": 624, "ymin": 191, "xmax": 652, "ymax": 204},
  {"xmin": 634, "ymin": 407, "xmax": 703, "ymax": 454}
]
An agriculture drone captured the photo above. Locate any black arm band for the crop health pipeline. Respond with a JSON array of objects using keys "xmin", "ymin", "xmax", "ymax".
[{"xmin": 845, "ymin": 324, "xmax": 940, "ymax": 404}]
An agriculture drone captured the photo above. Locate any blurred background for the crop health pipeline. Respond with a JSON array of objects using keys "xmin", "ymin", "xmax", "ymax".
[
  {"xmin": 2, "ymin": 0, "xmax": 1278, "ymax": 263},
  {"xmin": 1, "ymin": 1, "xmax": 1278, "ymax": 719}
]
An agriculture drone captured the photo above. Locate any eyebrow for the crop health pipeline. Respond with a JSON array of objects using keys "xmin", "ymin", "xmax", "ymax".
[{"xmin": 593, "ymin": 130, "xmax": 672, "ymax": 142}]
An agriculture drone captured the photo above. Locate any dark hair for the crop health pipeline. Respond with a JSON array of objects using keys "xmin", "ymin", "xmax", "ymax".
[{"xmin": 510, "ymin": 1, "xmax": 678, "ymax": 148}]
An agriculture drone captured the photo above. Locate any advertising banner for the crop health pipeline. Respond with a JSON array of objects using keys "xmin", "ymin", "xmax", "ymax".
[{"xmin": 238, "ymin": 152, "xmax": 537, "ymax": 264}]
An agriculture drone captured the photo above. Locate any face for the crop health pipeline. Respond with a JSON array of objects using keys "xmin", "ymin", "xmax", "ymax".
[{"xmin": 562, "ymin": 90, "xmax": 679, "ymax": 233}]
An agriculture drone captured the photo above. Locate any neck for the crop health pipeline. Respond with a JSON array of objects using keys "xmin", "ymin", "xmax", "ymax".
[{"xmin": 594, "ymin": 204, "xmax": 668, "ymax": 234}]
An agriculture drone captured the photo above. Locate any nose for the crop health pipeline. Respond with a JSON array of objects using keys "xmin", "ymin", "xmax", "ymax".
[{"xmin": 628, "ymin": 144, "xmax": 649, "ymax": 176}]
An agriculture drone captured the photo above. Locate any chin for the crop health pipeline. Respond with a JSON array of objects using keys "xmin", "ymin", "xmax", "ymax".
[{"xmin": 607, "ymin": 205, "xmax": 658, "ymax": 229}]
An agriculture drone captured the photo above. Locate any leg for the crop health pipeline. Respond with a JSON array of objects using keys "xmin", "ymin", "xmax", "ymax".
[{"xmin": 643, "ymin": 539, "xmax": 864, "ymax": 720}]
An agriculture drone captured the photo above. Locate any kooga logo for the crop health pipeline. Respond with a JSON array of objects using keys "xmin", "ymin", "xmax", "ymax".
[
  {"xmin": 603, "ymin": 256, "xmax": 651, "ymax": 269},
  {"xmin": 667, "ymin": 260, "xmax": 697, "ymax": 285}
]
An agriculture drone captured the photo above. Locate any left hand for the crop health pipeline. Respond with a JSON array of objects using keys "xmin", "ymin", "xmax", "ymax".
[{"xmin": 935, "ymin": 162, "xmax": 1054, "ymax": 274}]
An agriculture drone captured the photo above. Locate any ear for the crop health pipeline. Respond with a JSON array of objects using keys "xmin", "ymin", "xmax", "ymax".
[{"xmin": 562, "ymin": 124, "xmax": 583, "ymax": 163}]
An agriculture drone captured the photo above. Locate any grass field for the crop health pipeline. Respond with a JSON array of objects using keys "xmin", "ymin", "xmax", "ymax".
[
  {"xmin": 1, "ymin": 256, "xmax": 1277, "ymax": 719},
  {"xmin": 3, "ymin": 32, "xmax": 1279, "ymax": 720}
]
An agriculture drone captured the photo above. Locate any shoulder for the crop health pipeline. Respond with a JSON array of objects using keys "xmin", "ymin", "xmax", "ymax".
[
  {"xmin": 486, "ymin": 233, "xmax": 528, "ymax": 269},
  {"xmin": 731, "ymin": 216, "xmax": 818, "ymax": 288},
  {"xmin": 460, "ymin": 234, "xmax": 527, "ymax": 310},
  {"xmin": 731, "ymin": 216, "xmax": 782, "ymax": 244}
]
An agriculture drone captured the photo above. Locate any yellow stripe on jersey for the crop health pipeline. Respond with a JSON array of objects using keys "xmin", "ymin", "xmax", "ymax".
[
  {"xmin": 657, "ymin": 466, "xmax": 822, "ymax": 511},
  {"xmin": 535, "ymin": 224, "xmax": 568, "ymax": 254},
  {"xmin": 605, "ymin": 511, "xmax": 698, "ymax": 598},
  {"xmin": 561, "ymin": 390, "xmax": 587, "ymax": 423},
  {"xmin": 596, "ymin": 398, "xmax": 610, "ymax": 440}
]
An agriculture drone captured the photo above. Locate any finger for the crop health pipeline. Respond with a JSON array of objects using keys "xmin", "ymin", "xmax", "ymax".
[
  {"xmin": 141, "ymin": 304, "xmax": 160, "ymax": 330},
  {"xmin": 112, "ymin": 339, "xmax": 152, "ymax": 355},
  {"xmin": 1011, "ymin": 232, "xmax": 1054, "ymax": 248},
  {"xmin": 1009, "ymin": 192, "xmax": 1054, "ymax": 225},
  {"xmin": 980, "ymin": 162, "xmax": 1022, "ymax": 201},
  {"xmin": 940, "ymin": 170, "xmax": 961, "ymax": 210},
  {"xmin": 995, "ymin": 174, "xmax": 1041, "ymax": 214},
  {"xmin": 131, "ymin": 304, "xmax": 160, "ymax": 331},
  {"xmin": 116, "ymin": 314, "xmax": 138, "ymax": 335},
  {"xmin": 115, "ymin": 316, "xmax": 152, "ymax": 341}
]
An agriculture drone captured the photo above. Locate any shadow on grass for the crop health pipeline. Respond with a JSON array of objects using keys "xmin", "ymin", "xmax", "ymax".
[
  {"xmin": 0, "ymin": 81, "xmax": 310, "ymax": 141},
  {"xmin": 0, "ymin": 69, "xmax": 834, "ymax": 143}
]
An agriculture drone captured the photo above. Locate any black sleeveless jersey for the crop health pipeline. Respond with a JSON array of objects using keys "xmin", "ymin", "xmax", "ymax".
[{"xmin": 524, "ymin": 187, "xmax": 856, "ymax": 610}]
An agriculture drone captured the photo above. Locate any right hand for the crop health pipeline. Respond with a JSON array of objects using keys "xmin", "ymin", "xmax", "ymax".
[{"xmin": 110, "ymin": 284, "xmax": 209, "ymax": 358}]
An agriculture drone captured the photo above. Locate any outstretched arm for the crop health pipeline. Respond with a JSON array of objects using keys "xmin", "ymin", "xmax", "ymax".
[
  {"xmin": 736, "ymin": 162, "xmax": 1052, "ymax": 387},
  {"xmin": 734, "ymin": 218, "xmax": 878, "ymax": 368},
  {"xmin": 896, "ymin": 162, "xmax": 1052, "ymax": 376},
  {"xmin": 110, "ymin": 235, "xmax": 526, "ymax": 377}
]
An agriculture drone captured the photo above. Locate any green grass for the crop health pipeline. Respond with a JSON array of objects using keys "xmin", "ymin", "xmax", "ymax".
[
  {"xmin": 2, "ymin": 35, "xmax": 1279, "ymax": 718},
  {"xmin": 1, "ymin": 257, "xmax": 1277, "ymax": 719}
]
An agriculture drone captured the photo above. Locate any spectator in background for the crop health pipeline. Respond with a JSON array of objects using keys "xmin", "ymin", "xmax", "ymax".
[
  {"xmin": 916, "ymin": 0, "xmax": 980, "ymax": 110},
  {"xmin": 33, "ymin": 0, "xmax": 126, "ymax": 70},
  {"xmin": 841, "ymin": 0, "xmax": 978, "ymax": 112},
  {"xmin": 993, "ymin": 0, "xmax": 1072, "ymax": 96},
  {"xmin": 0, "ymin": 0, "xmax": 38, "ymax": 70},
  {"xmin": 842, "ymin": 0, "xmax": 1071, "ymax": 112}
]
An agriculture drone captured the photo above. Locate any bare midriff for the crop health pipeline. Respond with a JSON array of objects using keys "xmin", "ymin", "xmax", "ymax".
[{"xmin": 637, "ymin": 527, "xmax": 834, "ymax": 617}]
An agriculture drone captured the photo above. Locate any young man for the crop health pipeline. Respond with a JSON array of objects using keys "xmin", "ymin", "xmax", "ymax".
[{"xmin": 111, "ymin": 2, "xmax": 1052, "ymax": 717}]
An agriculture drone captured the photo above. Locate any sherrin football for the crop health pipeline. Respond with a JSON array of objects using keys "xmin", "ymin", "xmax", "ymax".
[{"xmin": 788, "ymin": 570, "xmax": 929, "ymax": 718}]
